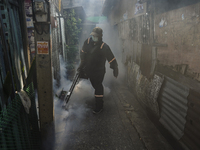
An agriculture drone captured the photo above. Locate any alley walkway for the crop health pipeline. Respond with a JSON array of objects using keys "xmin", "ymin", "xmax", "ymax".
[{"xmin": 53, "ymin": 80, "xmax": 174, "ymax": 150}]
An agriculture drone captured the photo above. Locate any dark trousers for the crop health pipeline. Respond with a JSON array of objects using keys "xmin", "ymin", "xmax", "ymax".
[{"xmin": 89, "ymin": 72, "xmax": 105, "ymax": 98}]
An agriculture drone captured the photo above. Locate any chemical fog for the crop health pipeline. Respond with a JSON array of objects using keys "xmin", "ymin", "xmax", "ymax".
[
  {"xmin": 52, "ymin": 0, "xmax": 126, "ymax": 148},
  {"xmin": 53, "ymin": 25, "xmax": 125, "ymax": 147}
]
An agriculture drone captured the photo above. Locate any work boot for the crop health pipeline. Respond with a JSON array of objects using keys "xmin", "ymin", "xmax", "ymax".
[{"xmin": 93, "ymin": 98, "xmax": 103, "ymax": 114}]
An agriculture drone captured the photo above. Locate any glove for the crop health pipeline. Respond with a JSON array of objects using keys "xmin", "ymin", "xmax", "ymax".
[
  {"xmin": 77, "ymin": 62, "xmax": 88, "ymax": 79},
  {"xmin": 113, "ymin": 67, "xmax": 118, "ymax": 78},
  {"xmin": 77, "ymin": 67, "xmax": 83, "ymax": 73},
  {"xmin": 77, "ymin": 61, "xmax": 85, "ymax": 73},
  {"xmin": 79, "ymin": 71, "xmax": 88, "ymax": 79}
]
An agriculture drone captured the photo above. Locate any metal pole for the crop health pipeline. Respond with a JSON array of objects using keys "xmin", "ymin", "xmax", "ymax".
[{"xmin": 33, "ymin": 0, "xmax": 54, "ymax": 130}]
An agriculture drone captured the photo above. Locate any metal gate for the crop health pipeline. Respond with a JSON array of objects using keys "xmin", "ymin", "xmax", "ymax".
[
  {"xmin": 0, "ymin": 1, "xmax": 41, "ymax": 149},
  {"xmin": 0, "ymin": 0, "xmax": 27, "ymax": 103}
]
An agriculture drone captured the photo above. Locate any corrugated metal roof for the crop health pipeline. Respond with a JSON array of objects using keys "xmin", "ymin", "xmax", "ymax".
[
  {"xmin": 158, "ymin": 77, "xmax": 189, "ymax": 140},
  {"xmin": 182, "ymin": 89, "xmax": 200, "ymax": 149}
]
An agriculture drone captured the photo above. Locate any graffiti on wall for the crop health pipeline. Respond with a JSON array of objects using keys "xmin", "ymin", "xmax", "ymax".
[{"xmin": 135, "ymin": 0, "xmax": 144, "ymax": 15}]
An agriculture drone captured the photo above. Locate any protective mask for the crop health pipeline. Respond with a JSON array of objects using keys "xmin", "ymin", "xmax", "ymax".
[{"xmin": 92, "ymin": 36, "xmax": 98, "ymax": 42}]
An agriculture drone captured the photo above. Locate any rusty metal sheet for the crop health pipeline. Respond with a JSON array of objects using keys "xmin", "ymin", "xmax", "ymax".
[
  {"xmin": 181, "ymin": 90, "xmax": 200, "ymax": 150},
  {"xmin": 158, "ymin": 77, "xmax": 189, "ymax": 140}
]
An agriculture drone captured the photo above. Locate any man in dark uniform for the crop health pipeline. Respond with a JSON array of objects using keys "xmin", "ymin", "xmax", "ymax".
[{"xmin": 78, "ymin": 27, "xmax": 118, "ymax": 114}]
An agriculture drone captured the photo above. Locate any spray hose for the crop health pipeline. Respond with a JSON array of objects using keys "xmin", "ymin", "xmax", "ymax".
[{"xmin": 63, "ymin": 72, "xmax": 80, "ymax": 106}]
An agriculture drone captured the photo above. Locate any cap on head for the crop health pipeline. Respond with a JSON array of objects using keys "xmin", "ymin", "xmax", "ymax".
[{"xmin": 90, "ymin": 27, "xmax": 103, "ymax": 37}]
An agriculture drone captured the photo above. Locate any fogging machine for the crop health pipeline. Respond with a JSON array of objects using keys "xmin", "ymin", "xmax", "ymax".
[{"xmin": 63, "ymin": 73, "xmax": 80, "ymax": 105}]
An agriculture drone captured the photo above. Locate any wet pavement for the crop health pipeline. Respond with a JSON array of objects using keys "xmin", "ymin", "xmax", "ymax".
[{"xmin": 53, "ymin": 80, "xmax": 174, "ymax": 150}]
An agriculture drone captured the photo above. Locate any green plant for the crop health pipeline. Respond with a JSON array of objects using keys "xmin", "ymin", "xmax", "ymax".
[
  {"xmin": 63, "ymin": 9, "xmax": 82, "ymax": 77},
  {"xmin": 64, "ymin": 9, "xmax": 81, "ymax": 45}
]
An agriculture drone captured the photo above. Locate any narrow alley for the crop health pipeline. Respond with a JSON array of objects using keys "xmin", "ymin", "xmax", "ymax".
[
  {"xmin": 52, "ymin": 80, "xmax": 174, "ymax": 150},
  {"xmin": 1, "ymin": 0, "xmax": 200, "ymax": 150}
]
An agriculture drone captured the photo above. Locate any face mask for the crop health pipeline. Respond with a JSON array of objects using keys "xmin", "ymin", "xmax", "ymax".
[{"xmin": 92, "ymin": 36, "xmax": 98, "ymax": 42}]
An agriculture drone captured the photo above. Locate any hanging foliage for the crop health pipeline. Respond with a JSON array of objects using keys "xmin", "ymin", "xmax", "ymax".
[
  {"xmin": 64, "ymin": 9, "xmax": 81, "ymax": 45},
  {"xmin": 63, "ymin": 9, "xmax": 82, "ymax": 79}
]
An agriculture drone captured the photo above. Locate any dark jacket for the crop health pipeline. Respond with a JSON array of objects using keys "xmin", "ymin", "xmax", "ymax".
[{"xmin": 80, "ymin": 37, "xmax": 118, "ymax": 76}]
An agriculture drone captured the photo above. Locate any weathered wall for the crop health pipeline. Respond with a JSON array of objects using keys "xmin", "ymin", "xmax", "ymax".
[
  {"xmin": 126, "ymin": 56, "xmax": 200, "ymax": 150},
  {"xmin": 155, "ymin": 3, "xmax": 200, "ymax": 81},
  {"xmin": 113, "ymin": 0, "xmax": 157, "ymax": 114},
  {"xmin": 108, "ymin": 0, "xmax": 147, "ymax": 26},
  {"xmin": 107, "ymin": 0, "xmax": 200, "ymax": 82},
  {"xmin": 127, "ymin": 61, "xmax": 163, "ymax": 116},
  {"xmin": 118, "ymin": 17, "xmax": 145, "ymax": 65},
  {"xmin": 104, "ymin": 0, "xmax": 200, "ymax": 149}
]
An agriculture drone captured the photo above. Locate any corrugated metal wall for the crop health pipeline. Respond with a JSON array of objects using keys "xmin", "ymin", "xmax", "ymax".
[
  {"xmin": 127, "ymin": 59, "xmax": 200, "ymax": 149},
  {"xmin": 181, "ymin": 89, "xmax": 200, "ymax": 149},
  {"xmin": 126, "ymin": 53, "xmax": 200, "ymax": 149},
  {"xmin": 158, "ymin": 77, "xmax": 189, "ymax": 140}
]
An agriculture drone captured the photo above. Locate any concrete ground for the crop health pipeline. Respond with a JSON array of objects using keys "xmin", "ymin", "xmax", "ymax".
[{"xmin": 52, "ymin": 80, "xmax": 174, "ymax": 150}]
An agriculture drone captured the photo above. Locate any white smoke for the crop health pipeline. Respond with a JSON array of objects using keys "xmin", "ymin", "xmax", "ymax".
[
  {"xmin": 96, "ymin": 24, "xmax": 126, "ymax": 86},
  {"xmin": 53, "ymin": 55, "xmax": 111, "ymax": 149},
  {"xmin": 64, "ymin": 0, "xmax": 105, "ymax": 16}
]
